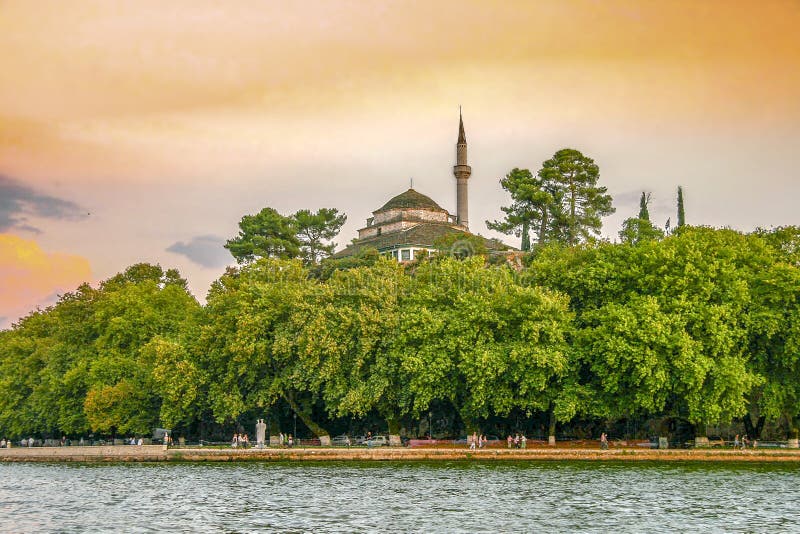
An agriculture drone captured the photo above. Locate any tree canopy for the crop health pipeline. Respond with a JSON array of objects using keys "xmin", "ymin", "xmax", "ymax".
[
  {"xmin": 489, "ymin": 149, "xmax": 615, "ymax": 249},
  {"xmin": 225, "ymin": 207, "xmax": 345, "ymax": 265}
]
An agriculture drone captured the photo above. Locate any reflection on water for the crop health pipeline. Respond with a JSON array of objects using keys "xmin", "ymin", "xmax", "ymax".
[{"xmin": 1, "ymin": 461, "xmax": 798, "ymax": 532}]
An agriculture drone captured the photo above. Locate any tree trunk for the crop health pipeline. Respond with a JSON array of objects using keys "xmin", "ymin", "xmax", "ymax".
[
  {"xmin": 283, "ymin": 393, "xmax": 331, "ymax": 446},
  {"xmin": 267, "ymin": 407, "xmax": 282, "ymax": 447},
  {"xmin": 386, "ymin": 415, "xmax": 402, "ymax": 447},
  {"xmin": 742, "ymin": 414, "xmax": 766, "ymax": 440},
  {"xmin": 538, "ymin": 208, "xmax": 548, "ymax": 246},
  {"xmin": 784, "ymin": 412, "xmax": 798, "ymax": 440}
]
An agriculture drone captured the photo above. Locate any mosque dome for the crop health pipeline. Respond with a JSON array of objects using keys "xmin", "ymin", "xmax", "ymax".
[{"xmin": 374, "ymin": 188, "xmax": 446, "ymax": 213}]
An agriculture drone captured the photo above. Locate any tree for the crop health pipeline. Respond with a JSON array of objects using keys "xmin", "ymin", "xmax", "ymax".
[
  {"xmin": 527, "ymin": 228, "xmax": 770, "ymax": 437},
  {"xmin": 433, "ymin": 233, "xmax": 489, "ymax": 259},
  {"xmin": 489, "ymin": 150, "xmax": 615, "ymax": 249},
  {"xmin": 293, "ymin": 208, "xmax": 347, "ymax": 265},
  {"xmin": 0, "ymin": 264, "xmax": 200, "ymax": 439},
  {"xmin": 83, "ymin": 264, "xmax": 201, "ymax": 435},
  {"xmin": 746, "ymin": 227, "xmax": 800, "ymax": 439},
  {"xmin": 542, "ymin": 149, "xmax": 615, "ymax": 245},
  {"xmin": 677, "ymin": 186, "xmax": 686, "ymax": 227},
  {"xmin": 488, "ymin": 168, "xmax": 556, "ymax": 250},
  {"xmin": 225, "ymin": 207, "xmax": 301, "ymax": 263},
  {"xmin": 395, "ymin": 257, "xmax": 572, "ymax": 438},
  {"xmin": 618, "ymin": 192, "xmax": 664, "ymax": 244},
  {"xmin": 199, "ymin": 259, "xmax": 334, "ymax": 443},
  {"xmin": 294, "ymin": 258, "xmax": 408, "ymax": 444}
]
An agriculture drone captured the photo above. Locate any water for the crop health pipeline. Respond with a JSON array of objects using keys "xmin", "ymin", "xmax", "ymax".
[{"xmin": 1, "ymin": 461, "xmax": 798, "ymax": 532}]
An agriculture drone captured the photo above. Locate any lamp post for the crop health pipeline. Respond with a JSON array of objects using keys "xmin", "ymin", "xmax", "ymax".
[
  {"xmin": 428, "ymin": 411, "xmax": 433, "ymax": 440},
  {"xmin": 293, "ymin": 413, "xmax": 297, "ymax": 442}
]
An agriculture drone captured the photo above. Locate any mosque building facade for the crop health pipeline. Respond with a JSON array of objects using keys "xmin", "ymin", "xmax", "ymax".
[{"xmin": 333, "ymin": 112, "xmax": 509, "ymax": 261}]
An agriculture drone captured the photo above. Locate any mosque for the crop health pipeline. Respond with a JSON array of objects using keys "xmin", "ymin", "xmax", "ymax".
[{"xmin": 333, "ymin": 112, "xmax": 509, "ymax": 261}]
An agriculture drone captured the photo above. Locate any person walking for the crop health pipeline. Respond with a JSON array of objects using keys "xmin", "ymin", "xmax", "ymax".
[
  {"xmin": 600, "ymin": 432, "xmax": 609, "ymax": 450},
  {"xmin": 733, "ymin": 434, "xmax": 740, "ymax": 449}
]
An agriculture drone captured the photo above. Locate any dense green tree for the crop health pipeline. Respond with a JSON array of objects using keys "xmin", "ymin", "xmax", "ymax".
[
  {"xmin": 528, "ymin": 229, "xmax": 770, "ymax": 433},
  {"xmin": 199, "ymin": 259, "xmax": 333, "ymax": 443},
  {"xmin": 82, "ymin": 264, "xmax": 200, "ymax": 435},
  {"xmin": 295, "ymin": 259, "xmax": 408, "ymax": 443},
  {"xmin": 677, "ymin": 186, "xmax": 686, "ymax": 227},
  {"xmin": 395, "ymin": 258, "xmax": 572, "ymax": 436},
  {"xmin": 225, "ymin": 207, "xmax": 301, "ymax": 263},
  {"xmin": 746, "ymin": 227, "xmax": 800, "ymax": 438},
  {"xmin": 0, "ymin": 264, "xmax": 199, "ymax": 439}
]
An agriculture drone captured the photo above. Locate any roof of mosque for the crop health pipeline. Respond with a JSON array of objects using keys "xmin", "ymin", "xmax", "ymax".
[{"xmin": 374, "ymin": 189, "xmax": 446, "ymax": 213}]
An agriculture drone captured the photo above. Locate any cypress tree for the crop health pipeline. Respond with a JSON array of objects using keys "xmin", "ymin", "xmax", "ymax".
[
  {"xmin": 677, "ymin": 186, "xmax": 686, "ymax": 227},
  {"xmin": 638, "ymin": 192, "xmax": 651, "ymax": 221}
]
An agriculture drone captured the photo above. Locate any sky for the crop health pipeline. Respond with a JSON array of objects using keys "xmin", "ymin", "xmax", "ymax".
[{"xmin": 1, "ymin": 0, "xmax": 799, "ymax": 328}]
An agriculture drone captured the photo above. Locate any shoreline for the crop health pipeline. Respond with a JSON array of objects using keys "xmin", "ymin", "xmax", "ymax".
[{"xmin": 3, "ymin": 445, "xmax": 800, "ymax": 463}]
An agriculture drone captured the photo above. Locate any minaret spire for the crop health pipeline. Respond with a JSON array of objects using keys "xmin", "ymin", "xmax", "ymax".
[
  {"xmin": 453, "ymin": 108, "xmax": 472, "ymax": 229},
  {"xmin": 458, "ymin": 106, "xmax": 466, "ymax": 143}
]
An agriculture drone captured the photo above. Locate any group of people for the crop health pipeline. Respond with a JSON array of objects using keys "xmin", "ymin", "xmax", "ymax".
[
  {"xmin": 467, "ymin": 432, "xmax": 491, "ymax": 449},
  {"xmin": 733, "ymin": 434, "xmax": 755, "ymax": 450},
  {"xmin": 2, "ymin": 437, "xmax": 36, "ymax": 447},
  {"xmin": 230, "ymin": 433, "xmax": 250, "ymax": 448},
  {"xmin": 278, "ymin": 433, "xmax": 294, "ymax": 447},
  {"xmin": 127, "ymin": 437, "xmax": 144, "ymax": 446},
  {"xmin": 507, "ymin": 433, "xmax": 528, "ymax": 449}
]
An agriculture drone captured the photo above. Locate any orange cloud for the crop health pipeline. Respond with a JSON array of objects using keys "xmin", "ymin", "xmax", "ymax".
[{"xmin": 0, "ymin": 234, "xmax": 92, "ymax": 327}]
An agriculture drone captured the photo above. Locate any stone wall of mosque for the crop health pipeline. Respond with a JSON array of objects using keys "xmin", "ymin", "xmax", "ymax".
[{"xmin": 373, "ymin": 208, "xmax": 449, "ymax": 225}]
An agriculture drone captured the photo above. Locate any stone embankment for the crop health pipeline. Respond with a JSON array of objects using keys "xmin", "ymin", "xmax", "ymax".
[{"xmin": 3, "ymin": 446, "xmax": 800, "ymax": 463}]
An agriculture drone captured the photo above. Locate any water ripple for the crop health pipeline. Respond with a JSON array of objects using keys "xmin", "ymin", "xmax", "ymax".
[{"xmin": 1, "ymin": 461, "xmax": 798, "ymax": 532}]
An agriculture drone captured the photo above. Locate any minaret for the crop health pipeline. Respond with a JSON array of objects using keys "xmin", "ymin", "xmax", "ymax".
[{"xmin": 453, "ymin": 108, "xmax": 472, "ymax": 229}]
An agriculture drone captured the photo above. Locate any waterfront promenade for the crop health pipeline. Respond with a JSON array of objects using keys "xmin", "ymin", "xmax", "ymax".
[{"xmin": 3, "ymin": 445, "xmax": 800, "ymax": 463}]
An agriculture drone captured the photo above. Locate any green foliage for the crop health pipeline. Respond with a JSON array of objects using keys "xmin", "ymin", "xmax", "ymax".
[
  {"xmin": 0, "ymin": 264, "xmax": 200, "ymax": 438},
  {"xmin": 294, "ymin": 208, "xmax": 347, "ymax": 265},
  {"xmin": 225, "ymin": 207, "xmax": 301, "ymax": 263},
  {"xmin": 528, "ymin": 227, "xmax": 776, "ymax": 425},
  {"xmin": 488, "ymin": 167, "xmax": 556, "ymax": 248},
  {"xmin": 3, "ymin": 226, "xmax": 800, "ymax": 441},
  {"xmin": 225, "ymin": 206, "xmax": 346, "ymax": 265},
  {"xmin": 677, "ymin": 186, "xmax": 686, "ymax": 227},
  {"xmin": 619, "ymin": 192, "xmax": 664, "ymax": 245},
  {"xmin": 432, "ymin": 233, "xmax": 489, "ymax": 259},
  {"xmin": 489, "ymin": 150, "xmax": 615, "ymax": 248}
]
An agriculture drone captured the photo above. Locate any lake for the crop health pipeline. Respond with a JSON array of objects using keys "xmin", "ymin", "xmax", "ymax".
[{"xmin": 1, "ymin": 461, "xmax": 797, "ymax": 532}]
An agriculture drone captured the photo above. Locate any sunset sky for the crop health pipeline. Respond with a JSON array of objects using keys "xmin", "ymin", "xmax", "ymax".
[{"xmin": 1, "ymin": 0, "xmax": 799, "ymax": 328}]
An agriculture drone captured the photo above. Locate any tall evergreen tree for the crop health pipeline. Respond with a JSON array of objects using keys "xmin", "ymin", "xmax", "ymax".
[
  {"xmin": 638, "ymin": 192, "xmax": 651, "ymax": 221},
  {"xmin": 677, "ymin": 186, "xmax": 686, "ymax": 227}
]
